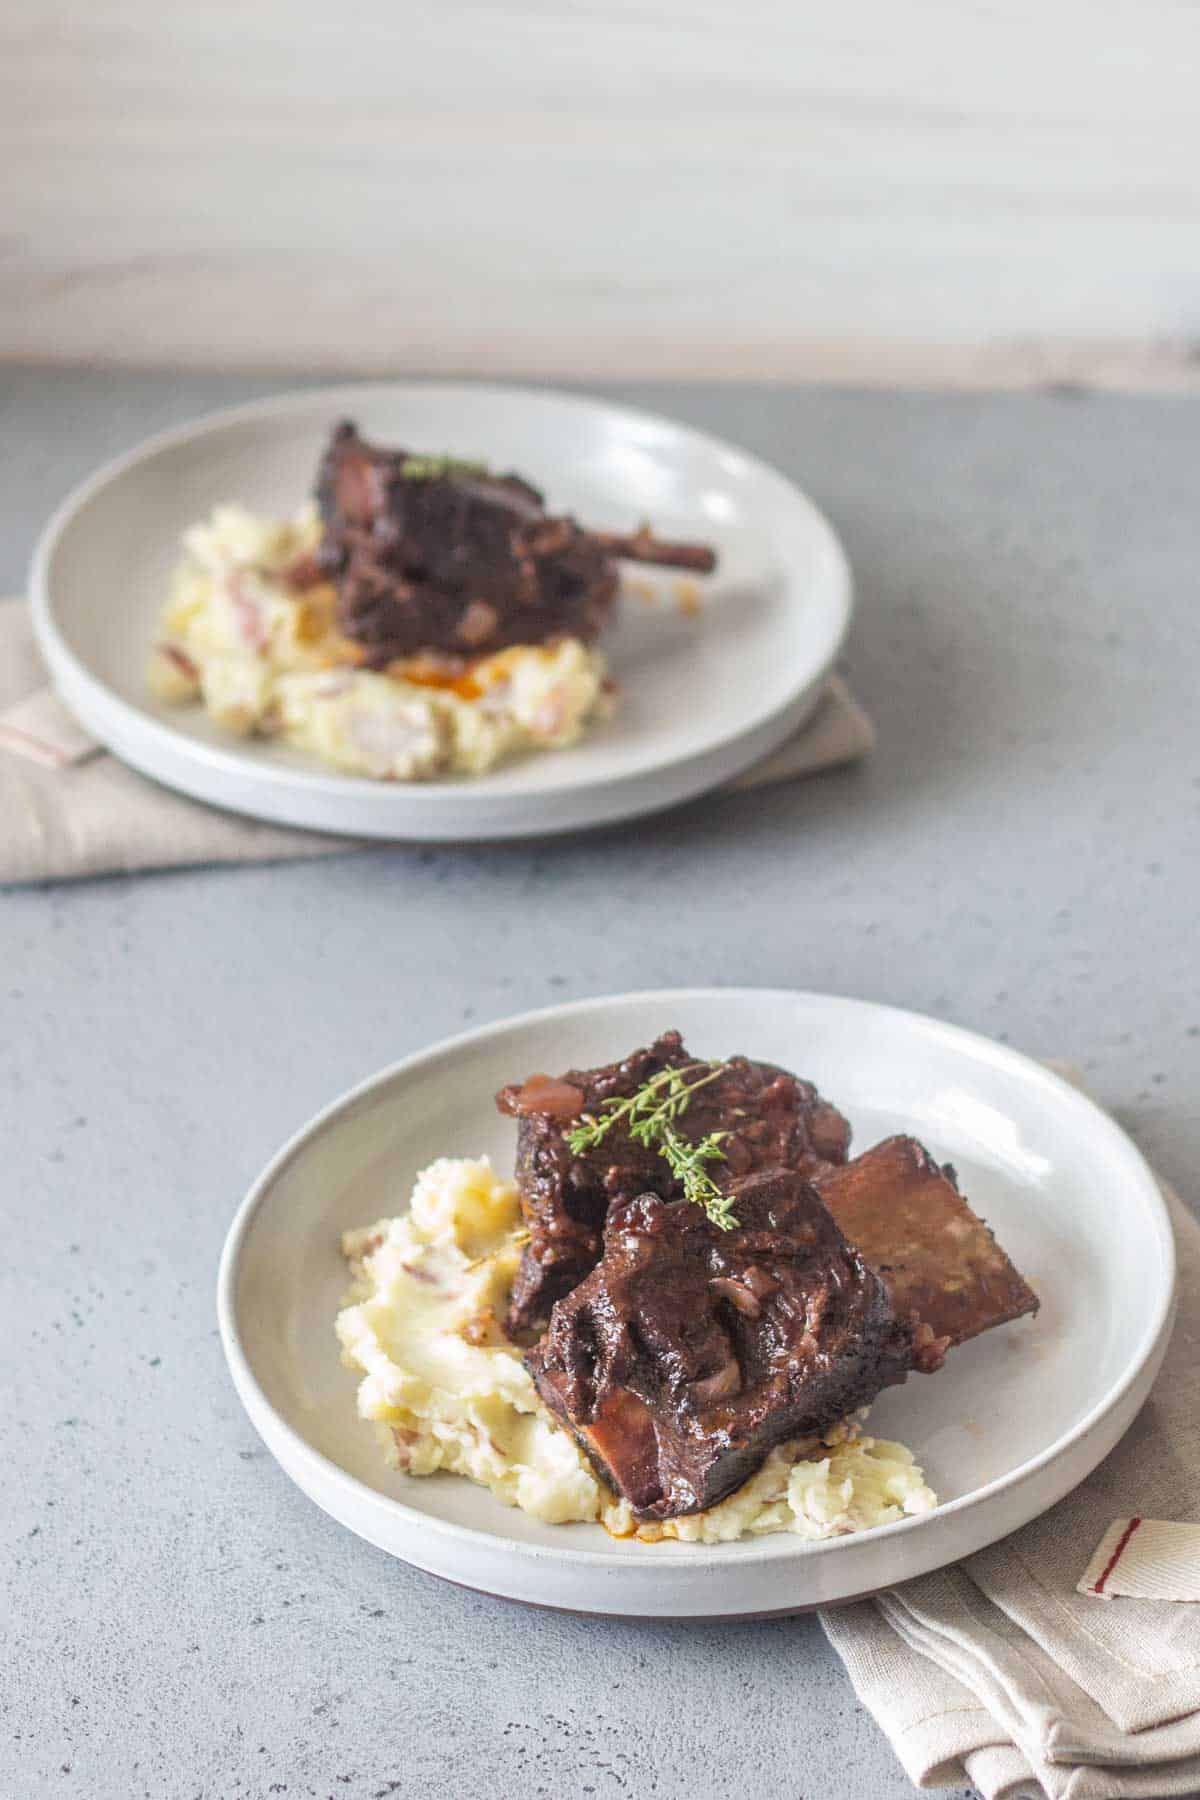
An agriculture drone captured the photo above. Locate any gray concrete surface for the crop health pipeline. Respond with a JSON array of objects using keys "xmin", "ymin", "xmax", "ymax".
[{"xmin": 3, "ymin": 366, "xmax": 1199, "ymax": 1800}]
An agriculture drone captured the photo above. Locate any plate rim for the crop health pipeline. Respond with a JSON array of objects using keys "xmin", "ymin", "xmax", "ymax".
[
  {"xmin": 216, "ymin": 985, "xmax": 1177, "ymax": 1572},
  {"xmin": 29, "ymin": 380, "xmax": 853, "ymax": 836}
]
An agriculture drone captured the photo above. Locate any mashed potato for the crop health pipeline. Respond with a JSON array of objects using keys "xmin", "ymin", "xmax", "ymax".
[
  {"xmin": 147, "ymin": 506, "xmax": 612, "ymax": 779},
  {"xmin": 336, "ymin": 1158, "xmax": 937, "ymax": 1543}
]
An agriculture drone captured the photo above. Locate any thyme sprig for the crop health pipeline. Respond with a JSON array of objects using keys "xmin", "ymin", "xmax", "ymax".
[
  {"xmin": 658, "ymin": 1126, "xmax": 738, "ymax": 1231},
  {"xmin": 565, "ymin": 1061, "xmax": 738, "ymax": 1230},
  {"xmin": 400, "ymin": 454, "xmax": 491, "ymax": 482}
]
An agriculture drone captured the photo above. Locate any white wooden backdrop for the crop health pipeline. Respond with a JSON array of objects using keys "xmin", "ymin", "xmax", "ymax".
[{"xmin": 6, "ymin": 0, "xmax": 1200, "ymax": 385}]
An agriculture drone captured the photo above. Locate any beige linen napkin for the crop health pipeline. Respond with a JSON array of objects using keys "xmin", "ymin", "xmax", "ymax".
[
  {"xmin": 0, "ymin": 598, "xmax": 873, "ymax": 885},
  {"xmin": 821, "ymin": 1069, "xmax": 1198, "ymax": 1800}
]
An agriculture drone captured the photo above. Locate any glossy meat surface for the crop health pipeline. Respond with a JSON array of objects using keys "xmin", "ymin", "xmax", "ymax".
[
  {"xmin": 495, "ymin": 1030, "xmax": 852, "ymax": 1334},
  {"xmin": 316, "ymin": 422, "xmax": 619, "ymax": 664},
  {"xmin": 815, "ymin": 1135, "xmax": 1039, "ymax": 1346},
  {"xmin": 526, "ymin": 1171, "xmax": 921, "ymax": 1519}
]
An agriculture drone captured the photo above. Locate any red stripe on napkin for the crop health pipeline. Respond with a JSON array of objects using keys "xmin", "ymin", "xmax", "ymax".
[{"xmin": 1092, "ymin": 1516, "xmax": 1143, "ymax": 1595}]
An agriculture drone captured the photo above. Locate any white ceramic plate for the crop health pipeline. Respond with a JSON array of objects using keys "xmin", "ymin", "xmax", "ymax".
[
  {"xmin": 31, "ymin": 383, "xmax": 852, "ymax": 841},
  {"xmin": 217, "ymin": 989, "xmax": 1175, "ymax": 1618}
]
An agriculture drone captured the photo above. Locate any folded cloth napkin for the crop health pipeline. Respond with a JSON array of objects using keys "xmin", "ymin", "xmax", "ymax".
[
  {"xmin": 0, "ymin": 598, "xmax": 874, "ymax": 885},
  {"xmin": 821, "ymin": 1068, "xmax": 1199, "ymax": 1800}
]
